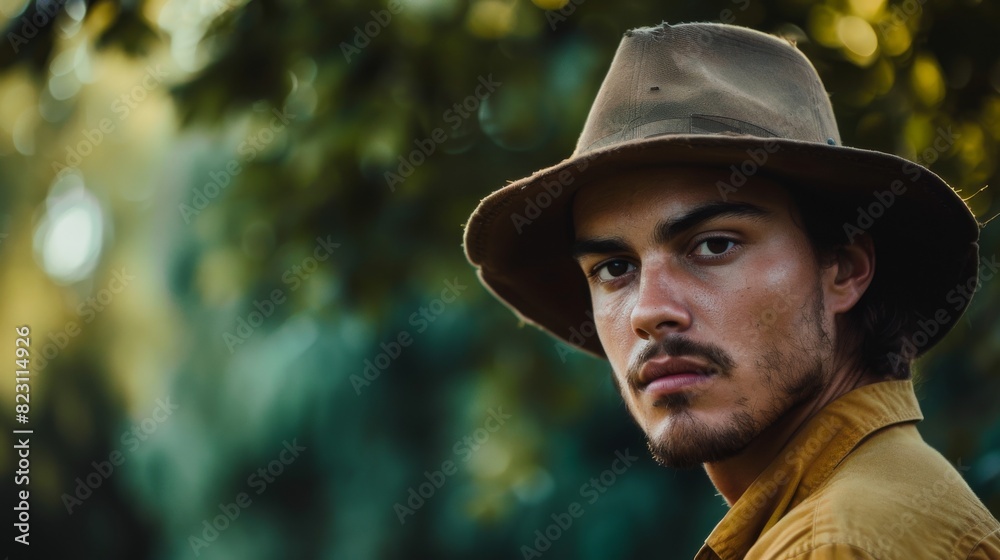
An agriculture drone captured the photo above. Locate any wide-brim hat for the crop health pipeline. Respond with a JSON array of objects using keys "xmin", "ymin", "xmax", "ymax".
[{"xmin": 463, "ymin": 22, "xmax": 981, "ymax": 358}]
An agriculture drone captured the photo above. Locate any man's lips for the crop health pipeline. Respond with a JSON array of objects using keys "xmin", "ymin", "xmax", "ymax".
[{"xmin": 637, "ymin": 357, "xmax": 714, "ymax": 395}]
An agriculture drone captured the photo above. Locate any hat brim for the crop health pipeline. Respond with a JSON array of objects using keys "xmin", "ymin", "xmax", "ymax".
[{"xmin": 464, "ymin": 134, "xmax": 981, "ymax": 359}]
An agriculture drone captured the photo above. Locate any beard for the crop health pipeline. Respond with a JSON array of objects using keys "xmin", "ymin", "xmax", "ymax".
[{"xmin": 622, "ymin": 285, "xmax": 832, "ymax": 469}]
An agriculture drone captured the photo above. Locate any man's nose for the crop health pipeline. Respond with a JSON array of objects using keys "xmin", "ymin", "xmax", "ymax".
[{"xmin": 629, "ymin": 262, "xmax": 692, "ymax": 341}]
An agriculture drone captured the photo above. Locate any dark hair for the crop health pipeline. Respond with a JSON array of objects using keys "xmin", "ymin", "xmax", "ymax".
[{"xmin": 787, "ymin": 186, "xmax": 915, "ymax": 380}]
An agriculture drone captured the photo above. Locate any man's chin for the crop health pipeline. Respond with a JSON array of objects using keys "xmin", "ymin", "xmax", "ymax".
[
  {"xmin": 644, "ymin": 410, "xmax": 760, "ymax": 469},
  {"xmin": 647, "ymin": 438, "xmax": 751, "ymax": 469}
]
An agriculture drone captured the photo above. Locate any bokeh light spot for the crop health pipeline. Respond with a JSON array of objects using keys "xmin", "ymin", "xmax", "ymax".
[
  {"xmin": 837, "ymin": 15, "xmax": 878, "ymax": 58},
  {"xmin": 33, "ymin": 186, "xmax": 105, "ymax": 284},
  {"xmin": 466, "ymin": 0, "xmax": 515, "ymax": 39},
  {"xmin": 807, "ymin": 5, "xmax": 842, "ymax": 48},
  {"xmin": 911, "ymin": 54, "xmax": 946, "ymax": 107},
  {"xmin": 878, "ymin": 17, "xmax": 912, "ymax": 56}
]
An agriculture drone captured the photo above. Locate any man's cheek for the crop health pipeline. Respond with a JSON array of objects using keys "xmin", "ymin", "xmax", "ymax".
[
  {"xmin": 594, "ymin": 300, "xmax": 631, "ymax": 358},
  {"xmin": 750, "ymin": 288, "xmax": 798, "ymax": 333}
]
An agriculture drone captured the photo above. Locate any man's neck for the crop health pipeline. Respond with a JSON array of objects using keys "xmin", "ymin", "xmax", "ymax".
[{"xmin": 703, "ymin": 366, "xmax": 880, "ymax": 506}]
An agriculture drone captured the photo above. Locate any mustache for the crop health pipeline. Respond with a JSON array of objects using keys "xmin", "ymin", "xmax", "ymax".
[{"xmin": 625, "ymin": 336, "xmax": 736, "ymax": 391}]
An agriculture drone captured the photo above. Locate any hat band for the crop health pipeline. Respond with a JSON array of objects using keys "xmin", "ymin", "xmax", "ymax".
[{"xmin": 583, "ymin": 114, "xmax": 778, "ymax": 152}]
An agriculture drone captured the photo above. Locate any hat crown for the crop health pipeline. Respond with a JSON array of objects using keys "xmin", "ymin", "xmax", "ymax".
[{"xmin": 574, "ymin": 22, "xmax": 841, "ymax": 155}]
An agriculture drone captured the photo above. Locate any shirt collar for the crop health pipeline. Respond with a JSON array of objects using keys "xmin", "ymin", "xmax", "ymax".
[{"xmin": 696, "ymin": 379, "xmax": 924, "ymax": 560}]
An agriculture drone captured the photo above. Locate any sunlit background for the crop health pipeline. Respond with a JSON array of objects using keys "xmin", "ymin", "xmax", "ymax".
[{"xmin": 1, "ymin": 0, "xmax": 998, "ymax": 558}]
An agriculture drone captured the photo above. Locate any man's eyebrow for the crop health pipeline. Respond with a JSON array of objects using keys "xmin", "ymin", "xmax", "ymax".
[
  {"xmin": 570, "ymin": 201, "xmax": 771, "ymax": 260},
  {"xmin": 653, "ymin": 201, "xmax": 771, "ymax": 244},
  {"xmin": 570, "ymin": 237, "xmax": 631, "ymax": 260}
]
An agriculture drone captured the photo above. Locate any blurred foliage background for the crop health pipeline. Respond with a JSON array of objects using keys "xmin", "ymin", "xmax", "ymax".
[{"xmin": 0, "ymin": 0, "xmax": 998, "ymax": 558}]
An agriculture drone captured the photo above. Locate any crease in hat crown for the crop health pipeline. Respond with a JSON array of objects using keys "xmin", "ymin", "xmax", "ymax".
[{"xmin": 462, "ymin": 20, "xmax": 981, "ymax": 361}]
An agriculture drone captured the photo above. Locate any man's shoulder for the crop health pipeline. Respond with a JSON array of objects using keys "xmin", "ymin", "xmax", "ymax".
[
  {"xmin": 747, "ymin": 424, "xmax": 1000, "ymax": 560},
  {"xmin": 819, "ymin": 422, "xmax": 992, "ymax": 525}
]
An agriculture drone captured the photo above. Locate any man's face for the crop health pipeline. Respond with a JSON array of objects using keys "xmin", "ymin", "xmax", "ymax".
[{"xmin": 571, "ymin": 167, "xmax": 837, "ymax": 468}]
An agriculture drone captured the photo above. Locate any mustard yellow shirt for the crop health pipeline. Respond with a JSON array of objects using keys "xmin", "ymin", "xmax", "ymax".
[{"xmin": 694, "ymin": 380, "xmax": 1000, "ymax": 559}]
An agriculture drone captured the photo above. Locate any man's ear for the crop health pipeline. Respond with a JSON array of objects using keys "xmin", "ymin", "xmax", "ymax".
[{"xmin": 824, "ymin": 234, "xmax": 876, "ymax": 315}]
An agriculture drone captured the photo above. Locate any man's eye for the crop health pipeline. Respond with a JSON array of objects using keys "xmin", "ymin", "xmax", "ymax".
[
  {"xmin": 692, "ymin": 238, "xmax": 736, "ymax": 257},
  {"xmin": 594, "ymin": 260, "xmax": 636, "ymax": 282}
]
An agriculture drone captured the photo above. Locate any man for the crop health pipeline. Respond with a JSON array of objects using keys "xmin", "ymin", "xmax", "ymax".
[{"xmin": 463, "ymin": 22, "xmax": 1000, "ymax": 559}]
